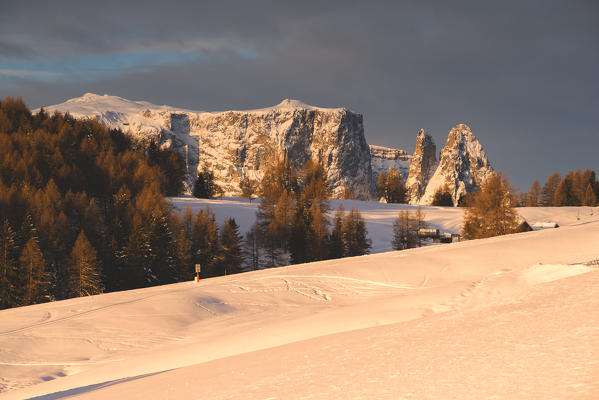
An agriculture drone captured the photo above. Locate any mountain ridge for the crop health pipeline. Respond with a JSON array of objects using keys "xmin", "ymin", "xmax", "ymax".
[{"xmin": 41, "ymin": 94, "xmax": 491, "ymax": 203}]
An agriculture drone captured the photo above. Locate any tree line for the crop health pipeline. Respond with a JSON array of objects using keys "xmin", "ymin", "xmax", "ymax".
[
  {"xmin": 243, "ymin": 154, "xmax": 371, "ymax": 270},
  {"xmin": 519, "ymin": 169, "xmax": 598, "ymax": 207},
  {"xmin": 0, "ymin": 97, "xmax": 212, "ymax": 309}
]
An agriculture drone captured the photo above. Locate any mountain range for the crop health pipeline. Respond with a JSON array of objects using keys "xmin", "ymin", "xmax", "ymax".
[{"xmin": 41, "ymin": 94, "xmax": 492, "ymax": 205}]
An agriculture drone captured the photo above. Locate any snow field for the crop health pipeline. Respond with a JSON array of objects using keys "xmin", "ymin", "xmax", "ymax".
[{"xmin": 0, "ymin": 202, "xmax": 597, "ymax": 399}]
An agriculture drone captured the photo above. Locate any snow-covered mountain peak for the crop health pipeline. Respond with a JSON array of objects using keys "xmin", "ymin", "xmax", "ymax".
[{"xmin": 419, "ymin": 123, "xmax": 492, "ymax": 205}]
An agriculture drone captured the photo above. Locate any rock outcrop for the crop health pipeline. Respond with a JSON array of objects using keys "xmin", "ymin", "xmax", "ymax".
[
  {"xmin": 405, "ymin": 129, "xmax": 437, "ymax": 203},
  {"xmin": 419, "ymin": 124, "xmax": 493, "ymax": 206},
  {"xmin": 42, "ymin": 94, "xmax": 373, "ymax": 199}
]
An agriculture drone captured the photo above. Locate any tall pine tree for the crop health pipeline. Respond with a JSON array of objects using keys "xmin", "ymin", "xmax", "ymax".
[{"xmin": 67, "ymin": 231, "xmax": 102, "ymax": 297}]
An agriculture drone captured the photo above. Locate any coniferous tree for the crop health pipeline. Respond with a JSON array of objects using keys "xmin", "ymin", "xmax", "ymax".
[
  {"xmin": 342, "ymin": 209, "xmax": 371, "ymax": 256},
  {"xmin": 392, "ymin": 210, "xmax": 420, "ymax": 250},
  {"xmin": 243, "ymin": 223, "xmax": 262, "ymax": 271},
  {"xmin": 219, "ymin": 218, "xmax": 243, "ymax": 275},
  {"xmin": 147, "ymin": 213, "xmax": 177, "ymax": 284},
  {"xmin": 67, "ymin": 231, "xmax": 102, "ymax": 297},
  {"xmin": 375, "ymin": 169, "xmax": 406, "ymax": 203},
  {"xmin": 18, "ymin": 237, "xmax": 50, "ymax": 305},
  {"xmin": 306, "ymin": 202, "xmax": 330, "ymax": 261},
  {"xmin": 526, "ymin": 180, "xmax": 542, "ymax": 207},
  {"xmin": 193, "ymin": 170, "xmax": 217, "ymax": 198},
  {"xmin": 432, "ymin": 185, "xmax": 454, "ymax": 206},
  {"xmin": 191, "ymin": 208, "xmax": 220, "ymax": 277},
  {"xmin": 542, "ymin": 172, "xmax": 561, "ymax": 206},
  {"xmin": 174, "ymin": 224, "xmax": 193, "ymax": 281},
  {"xmin": 289, "ymin": 209, "xmax": 309, "ymax": 264},
  {"xmin": 583, "ymin": 183, "xmax": 597, "ymax": 206},
  {"xmin": 462, "ymin": 172, "xmax": 519, "ymax": 239},
  {"xmin": 375, "ymin": 171, "xmax": 387, "ymax": 201},
  {"xmin": 385, "ymin": 168, "xmax": 406, "ymax": 203},
  {"xmin": 239, "ymin": 177, "xmax": 258, "ymax": 203},
  {"xmin": 0, "ymin": 220, "xmax": 18, "ymax": 308},
  {"xmin": 328, "ymin": 204, "xmax": 345, "ymax": 259}
]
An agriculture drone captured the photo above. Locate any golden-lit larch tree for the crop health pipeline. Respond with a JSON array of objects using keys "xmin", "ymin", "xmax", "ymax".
[
  {"xmin": 67, "ymin": 231, "xmax": 102, "ymax": 297},
  {"xmin": 462, "ymin": 172, "xmax": 520, "ymax": 239}
]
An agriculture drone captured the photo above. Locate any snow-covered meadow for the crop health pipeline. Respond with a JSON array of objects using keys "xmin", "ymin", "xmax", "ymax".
[
  {"xmin": 169, "ymin": 196, "xmax": 597, "ymax": 253},
  {"xmin": 0, "ymin": 201, "xmax": 598, "ymax": 399}
]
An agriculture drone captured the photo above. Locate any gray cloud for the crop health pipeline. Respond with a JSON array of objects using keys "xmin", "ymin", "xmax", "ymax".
[{"xmin": 1, "ymin": 0, "xmax": 598, "ymax": 190}]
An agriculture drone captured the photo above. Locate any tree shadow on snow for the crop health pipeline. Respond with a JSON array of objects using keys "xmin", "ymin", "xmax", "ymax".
[{"xmin": 26, "ymin": 370, "xmax": 171, "ymax": 400}]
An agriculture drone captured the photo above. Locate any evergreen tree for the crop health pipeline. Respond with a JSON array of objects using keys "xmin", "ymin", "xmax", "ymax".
[
  {"xmin": 306, "ymin": 202, "xmax": 330, "ymax": 261},
  {"xmin": 18, "ymin": 237, "xmax": 50, "ymax": 305},
  {"xmin": 542, "ymin": 172, "xmax": 561, "ymax": 206},
  {"xmin": 583, "ymin": 183, "xmax": 597, "ymax": 206},
  {"xmin": 375, "ymin": 168, "xmax": 406, "ymax": 203},
  {"xmin": 328, "ymin": 204, "xmax": 345, "ymax": 259},
  {"xmin": 147, "ymin": 213, "xmax": 177, "ymax": 284},
  {"xmin": 193, "ymin": 170, "xmax": 217, "ymax": 198},
  {"xmin": 414, "ymin": 206, "xmax": 427, "ymax": 247},
  {"xmin": 375, "ymin": 171, "xmax": 387, "ymax": 201},
  {"xmin": 191, "ymin": 208, "xmax": 220, "ymax": 277},
  {"xmin": 0, "ymin": 220, "xmax": 18, "ymax": 308},
  {"xmin": 174, "ymin": 224, "xmax": 193, "ymax": 281},
  {"xmin": 67, "ymin": 231, "xmax": 102, "ymax": 297},
  {"xmin": 526, "ymin": 180, "xmax": 542, "ymax": 207},
  {"xmin": 462, "ymin": 172, "xmax": 519, "ymax": 239},
  {"xmin": 298, "ymin": 160, "xmax": 330, "ymax": 211},
  {"xmin": 385, "ymin": 168, "xmax": 406, "ymax": 203},
  {"xmin": 553, "ymin": 178, "xmax": 571, "ymax": 206},
  {"xmin": 342, "ymin": 209, "xmax": 371, "ymax": 256},
  {"xmin": 289, "ymin": 209, "xmax": 309, "ymax": 264},
  {"xmin": 124, "ymin": 225, "xmax": 152, "ymax": 287},
  {"xmin": 243, "ymin": 223, "xmax": 262, "ymax": 271},
  {"xmin": 219, "ymin": 218, "xmax": 243, "ymax": 275},
  {"xmin": 432, "ymin": 185, "xmax": 453, "ymax": 206},
  {"xmin": 582, "ymin": 169, "xmax": 599, "ymax": 199},
  {"xmin": 392, "ymin": 210, "xmax": 419, "ymax": 250},
  {"xmin": 239, "ymin": 177, "xmax": 258, "ymax": 203}
]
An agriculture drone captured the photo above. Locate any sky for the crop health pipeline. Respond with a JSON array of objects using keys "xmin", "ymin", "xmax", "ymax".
[{"xmin": 1, "ymin": 0, "xmax": 597, "ymax": 190}]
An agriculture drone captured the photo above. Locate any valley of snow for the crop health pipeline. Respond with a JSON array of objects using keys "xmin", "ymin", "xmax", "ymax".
[{"xmin": 1, "ymin": 202, "xmax": 598, "ymax": 399}]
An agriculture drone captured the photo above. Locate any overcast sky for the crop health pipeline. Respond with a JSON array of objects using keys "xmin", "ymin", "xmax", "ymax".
[{"xmin": 1, "ymin": 0, "xmax": 597, "ymax": 190}]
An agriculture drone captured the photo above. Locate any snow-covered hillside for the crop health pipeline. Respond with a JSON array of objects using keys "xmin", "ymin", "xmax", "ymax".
[{"xmin": 1, "ymin": 204, "xmax": 598, "ymax": 399}]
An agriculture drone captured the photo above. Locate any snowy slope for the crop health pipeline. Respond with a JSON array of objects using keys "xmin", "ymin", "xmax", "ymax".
[{"xmin": 1, "ymin": 204, "xmax": 598, "ymax": 399}]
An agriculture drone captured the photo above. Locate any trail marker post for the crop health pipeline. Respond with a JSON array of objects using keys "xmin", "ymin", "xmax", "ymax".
[{"xmin": 195, "ymin": 264, "xmax": 201, "ymax": 282}]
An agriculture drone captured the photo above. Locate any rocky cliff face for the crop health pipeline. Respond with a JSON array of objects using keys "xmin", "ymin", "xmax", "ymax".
[
  {"xmin": 369, "ymin": 145, "xmax": 411, "ymax": 182},
  {"xmin": 405, "ymin": 129, "xmax": 437, "ymax": 203},
  {"xmin": 42, "ymin": 94, "xmax": 373, "ymax": 198},
  {"xmin": 419, "ymin": 124, "xmax": 493, "ymax": 206}
]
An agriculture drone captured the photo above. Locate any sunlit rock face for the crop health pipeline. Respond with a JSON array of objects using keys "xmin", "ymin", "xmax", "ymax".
[
  {"xmin": 43, "ymin": 95, "xmax": 374, "ymax": 198},
  {"xmin": 405, "ymin": 129, "xmax": 437, "ymax": 204},
  {"xmin": 419, "ymin": 124, "xmax": 493, "ymax": 206}
]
